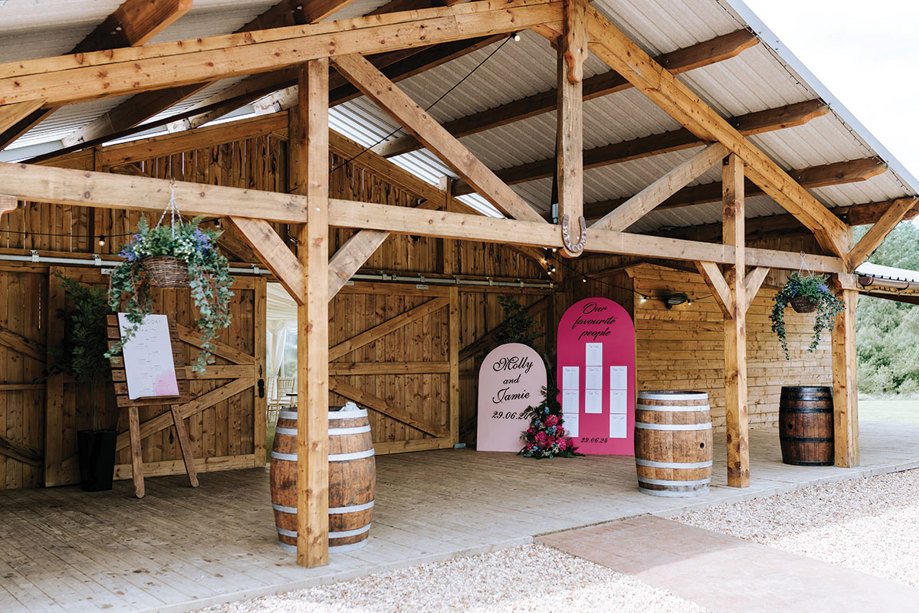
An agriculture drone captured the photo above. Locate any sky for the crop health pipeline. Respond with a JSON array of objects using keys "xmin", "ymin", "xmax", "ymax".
[{"xmin": 742, "ymin": 0, "xmax": 919, "ymax": 180}]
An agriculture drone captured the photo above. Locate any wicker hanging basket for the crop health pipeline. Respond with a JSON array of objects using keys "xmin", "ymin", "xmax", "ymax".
[
  {"xmin": 143, "ymin": 256, "xmax": 190, "ymax": 288},
  {"xmin": 790, "ymin": 295, "xmax": 818, "ymax": 314}
]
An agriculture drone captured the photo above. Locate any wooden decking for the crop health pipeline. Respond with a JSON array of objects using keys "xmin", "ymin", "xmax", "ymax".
[{"xmin": 3, "ymin": 421, "xmax": 919, "ymax": 613}]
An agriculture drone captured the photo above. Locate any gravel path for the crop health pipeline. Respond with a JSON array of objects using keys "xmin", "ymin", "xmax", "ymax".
[
  {"xmin": 199, "ymin": 544, "xmax": 706, "ymax": 613},
  {"xmin": 676, "ymin": 468, "xmax": 919, "ymax": 588}
]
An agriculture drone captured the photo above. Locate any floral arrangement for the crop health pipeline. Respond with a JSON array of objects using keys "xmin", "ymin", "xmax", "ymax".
[
  {"xmin": 770, "ymin": 272, "xmax": 844, "ymax": 359},
  {"xmin": 520, "ymin": 377, "xmax": 579, "ymax": 459},
  {"xmin": 106, "ymin": 215, "xmax": 233, "ymax": 373}
]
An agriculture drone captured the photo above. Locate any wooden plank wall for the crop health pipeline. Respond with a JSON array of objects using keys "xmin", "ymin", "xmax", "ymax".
[
  {"xmin": 628, "ymin": 262, "xmax": 832, "ymax": 431},
  {"xmin": 0, "ymin": 265, "xmax": 46, "ymax": 490}
]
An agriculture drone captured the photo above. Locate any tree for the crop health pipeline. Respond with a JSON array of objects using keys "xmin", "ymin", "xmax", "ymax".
[{"xmin": 854, "ymin": 222, "xmax": 919, "ymax": 394}]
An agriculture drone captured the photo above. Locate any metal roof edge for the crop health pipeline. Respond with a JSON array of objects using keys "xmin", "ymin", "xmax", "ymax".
[{"xmin": 719, "ymin": 0, "xmax": 919, "ymax": 198}]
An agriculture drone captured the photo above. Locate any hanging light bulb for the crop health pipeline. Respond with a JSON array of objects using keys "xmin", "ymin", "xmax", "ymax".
[
  {"xmin": 98, "ymin": 235, "xmax": 106, "ymax": 247},
  {"xmin": 582, "ymin": 277, "xmax": 588, "ymax": 283},
  {"xmin": 512, "ymin": 31, "xmax": 521, "ymax": 42}
]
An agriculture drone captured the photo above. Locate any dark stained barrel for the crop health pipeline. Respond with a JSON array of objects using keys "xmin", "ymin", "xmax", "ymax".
[
  {"xmin": 779, "ymin": 386, "xmax": 834, "ymax": 466},
  {"xmin": 269, "ymin": 402, "xmax": 376, "ymax": 553},
  {"xmin": 635, "ymin": 391, "xmax": 713, "ymax": 497}
]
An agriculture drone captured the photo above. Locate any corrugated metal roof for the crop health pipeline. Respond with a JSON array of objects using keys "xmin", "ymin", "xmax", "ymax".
[{"xmin": 0, "ymin": 0, "xmax": 916, "ymax": 233}]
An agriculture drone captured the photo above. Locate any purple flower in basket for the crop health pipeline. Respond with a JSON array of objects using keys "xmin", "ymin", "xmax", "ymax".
[
  {"xmin": 192, "ymin": 228, "xmax": 212, "ymax": 252},
  {"xmin": 817, "ymin": 283, "xmax": 829, "ymax": 293},
  {"xmin": 119, "ymin": 244, "xmax": 139, "ymax": 262}
]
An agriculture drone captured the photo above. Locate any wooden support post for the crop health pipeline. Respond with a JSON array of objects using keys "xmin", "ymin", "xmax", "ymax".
[
  {"xmin": 832, "ymin": 287, "xmax": 859, "ymax": 467},
  {"xmin": 292, "ymin": 59, "xmax": 330, "ymax": 568},
  {"xmin": 722, "ymin": 153, "xmax": 749, "ymax": 488},
  {"xmin": 556, "ymin": 0, "xmax": 585, "ymax": 257},
  {"xmin": 449, "ymin": 286, "xmax": 460, "ymax": 444}
]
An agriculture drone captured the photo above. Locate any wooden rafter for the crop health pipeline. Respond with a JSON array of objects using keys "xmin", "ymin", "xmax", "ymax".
[
  {"xmin": 0, "ymin": 0, "xmax": 562, "ymax": 108},
  {"xmin": 743, "ymin": 267, "xmax": 769, "ymax": 313},
  {"xmin": 659, "ymin": 196, "xmax": 919, "ymax": 243},
  {"xmin": 57, "ymin": 0, "xmax": 356, "ymax": 148},
  {"xmin": 0, "ymin": 0, "xmax": 193, "ymax": 148},
  {"xmin": 591, "ymin": 143, "xmax": 728, "ymax": 232},
  {"xmin": 696, "ymin": 261, "xmax": 733, "ymax": 317},
  {"xmin": 454, "ymin": 100, "xmax": 829, "ymax": 195},
  {"xmin": 375, "ymin": 29, "xmax": 758, "ymax": 158},
  {"xmin": 228, "ymin": 217, "xmax": 306, "ymax": 304},
  {"xmin": 846, "ymin": 196, "xmax": 918, "ymax": 270},
  {"xmin": 584, "ymin": 7, "xmax": 852, "ymax": 258},
  {"xmin": 332, "ymin": 53, "xmax": 546, "ymax": 223},
  {"xmin": 582, "ymin": 157, "xmax": 887, "ymax": 220}
]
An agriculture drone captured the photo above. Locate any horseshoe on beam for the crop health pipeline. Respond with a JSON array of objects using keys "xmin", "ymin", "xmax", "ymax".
[{"xmin": 561, "ymin": 213, "xmax": 587, "ymax": 256}]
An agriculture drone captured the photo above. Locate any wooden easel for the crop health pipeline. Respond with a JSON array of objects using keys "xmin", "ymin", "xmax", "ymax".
[{"xmin": 106, "ymin": 314, "xmax": 199, "ymax": 498}]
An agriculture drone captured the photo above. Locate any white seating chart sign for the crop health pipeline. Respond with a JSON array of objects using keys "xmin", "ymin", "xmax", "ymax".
[
  {"xmin": 556, "ymin": 298, "xmax": 636, "ymax": 455},
  {"xmin": 118, "ymin": 313, "xmax": 180, "ymax": 400}
]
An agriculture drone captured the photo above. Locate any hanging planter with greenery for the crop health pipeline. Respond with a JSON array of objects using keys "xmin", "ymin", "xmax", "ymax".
[
  {"xmin": 770, "ymin": 271, "xmax": 844, "ymax": 359},
  {"xmin": 106, "ymin": 189, "xmax": 233, "ymax": 373}
]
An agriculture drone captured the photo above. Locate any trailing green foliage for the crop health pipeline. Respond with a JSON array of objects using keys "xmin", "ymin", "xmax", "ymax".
[
  {"xmin": 770, "ymin": 272, "xmax": 844, "ymax": 359},
  {"xmin": 495, "ymin": 295, "xmax": 538, "ymax": 347},
  {"xmin": 855, "ymin": 222, "xmax": 919, "ymax": 394},
  {"xmin": 106, "ymin": 215, "xmax": 233, "ymax": 373},
  {"xmin": 50, "ymin": 274, "xmax": 112, "ymax": 430}
]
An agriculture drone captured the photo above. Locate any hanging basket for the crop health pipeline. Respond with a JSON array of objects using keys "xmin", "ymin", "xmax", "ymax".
[
  {"xmin": 143, "ymin": 256, "xmax": 190, "ymax": 288},
  {"xmin": 790, "ymin": 295, "xmax": 818, "ymax": 314}
]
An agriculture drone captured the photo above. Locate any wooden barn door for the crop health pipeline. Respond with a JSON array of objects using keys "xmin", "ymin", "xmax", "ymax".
[
  {"xmin": 0, "ymin": 265, "xmax": 47, "ymax": 490},
  {"xmin": 329, "ymin": 283, "xmax": 459, "ymax": 454},
  {"xmin": 44, "ymin": 267, "xmax": 266, "ymax": 486}
]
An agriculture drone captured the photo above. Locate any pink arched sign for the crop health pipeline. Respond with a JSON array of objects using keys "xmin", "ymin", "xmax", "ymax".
[
  {"xmin": 477, "ymin": 343, "xmax": 547, "ymax": 452},
  {"xmin": 557, "ymin": 298, "xmax": 635, "ymax": 455}
]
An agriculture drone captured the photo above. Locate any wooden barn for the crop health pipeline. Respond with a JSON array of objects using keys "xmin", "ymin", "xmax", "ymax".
[{"xmin": 1, "ymin": 0, "xmax": 919, "ymax": 609}]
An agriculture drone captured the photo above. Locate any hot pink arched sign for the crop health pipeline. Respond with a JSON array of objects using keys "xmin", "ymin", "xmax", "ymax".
[
  {"xmin": 477, "ymin": 343, "xmax": 547, "ymax": 452},
  {"xmin": 557, "ymin": 298, "xmax": 635, "ymax": 455}
]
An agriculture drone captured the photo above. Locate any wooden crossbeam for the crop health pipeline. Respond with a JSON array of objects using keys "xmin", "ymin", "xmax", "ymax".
[
  {"xmin": 58, "ymin": 0, "xmax": 356, "ymax": 148},
  {"xmin": 0, "ymin": 100, "xmax": 45, "ymax": 137},
  {"xmin": 332, "ymin": 53, "xmax": 545, "ymax": 223},
  {"xmin": 0, "ymin": 162, "xmax": 308, "ymax": 223},
  {"xmin": 181, "ymin": 35, "xmax": 505, "ymax": 134},
  {"xmin": 585, "ymin": 7, "xmax": 852, "ymax": 258},
  {"xmin": 455, "ymin": 100, "xmax": 829, "ymax": 195},
  {"xmin": 660, "ymin": 197, "xmax": 919, "ymax": 243},
  {"xmin": 229, "ymin": 217, "xmax": 306, "ymax": 304},
  {"xmin": 582, "ymin": 157, "xmax": 887, "ymax": 220},
  {"xmin": 591, "ymin": 143, "xmax": 728, "ymax": 231},
  {"xmin": 376, "ymin": 29, "xmax": 758, "ymax": 158},
  {"xmin": 0, "ymin": 0, "xmax": 562, "ymax": 107},
  {"xmin": 328, "ymin": 199, "xmax": 847, "ymax": 273},
  {"xmin": 846, "ymin": 196, "xmax": 919, "ymax": 270},
  {"xmin": 0, "ymin": 0, "xmax": 193, "ymax": 148},
  {"xmin": 329, "ymin": 379, "xmax": 448, "ymax": 437},
  {"xmin": 329, "ymin": 296, "xmax": 450, "ymax": 361}
]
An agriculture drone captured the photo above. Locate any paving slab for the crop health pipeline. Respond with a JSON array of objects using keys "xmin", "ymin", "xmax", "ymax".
[{"xmin": 538, "ymin": 515, "xmax": 919, "ymax": 613}]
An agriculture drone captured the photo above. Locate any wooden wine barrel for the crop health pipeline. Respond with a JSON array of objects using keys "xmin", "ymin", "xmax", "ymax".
[
  {"xmin": 779, "ymin": 386, "xmax": 834, "ymax": 466},
  {"xmin": 635, "ymin": 391, "xmax": 713, "ymax": 497},
  {"xmin": 269, "ymin": 402, "xmax": 376, "ymax": 554}
]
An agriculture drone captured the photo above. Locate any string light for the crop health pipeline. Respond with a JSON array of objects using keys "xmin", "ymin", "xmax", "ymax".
[
  {"xmin": 98, "ymin": 235, "xmax": 106, "ymax": 247},
  {"xmin": 513, "ymin": 32, "xmax": 521, "ymax": 42}
]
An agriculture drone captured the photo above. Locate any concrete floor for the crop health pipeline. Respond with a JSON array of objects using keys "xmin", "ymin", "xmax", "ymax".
[{"xmin": 1, "ymin": 422, "xmax": 919, "ymax": 612}]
